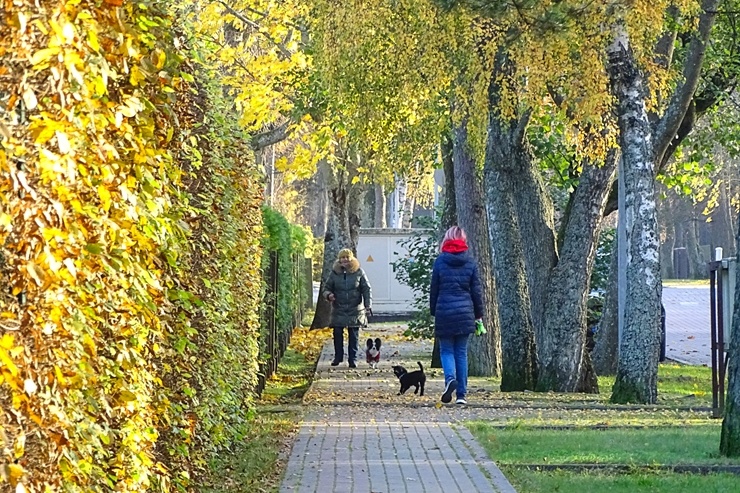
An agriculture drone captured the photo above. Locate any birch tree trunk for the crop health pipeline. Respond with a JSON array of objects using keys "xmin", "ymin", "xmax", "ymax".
[
  {"xmin": 401, "ymin": 183, "xmax": 415, "ymax": 228},
  {"xmin": 607, "ymin": 33, "xmax": 662, "ymax": 404},
  {"xmin": 484, "ymin": 50, "xmax": 537, "ymax": 391},
  {"xmin": 453, "ymin": 115, "xmax": 501, "ymax": 377},
  {"xmin": 374, "ymin": 184, "xmax": 386, "ymax": 228}
]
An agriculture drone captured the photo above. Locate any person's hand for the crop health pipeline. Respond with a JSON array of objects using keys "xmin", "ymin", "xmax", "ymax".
[
  {"xmin": 366, "ymin": 307, "xmax": 373, "ymax": 317},
  {"xmin": 327, "ymin": 293, "xmax": 336, "ymax": 302}
]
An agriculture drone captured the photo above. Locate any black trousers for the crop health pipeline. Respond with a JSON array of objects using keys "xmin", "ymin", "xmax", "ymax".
[{"xmin": 332, "ymin": 326, "xmax": 360, "ymax": 363}]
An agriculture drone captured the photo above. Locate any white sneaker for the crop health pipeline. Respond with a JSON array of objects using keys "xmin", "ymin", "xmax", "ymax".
[{"xmin": 456, "ymin": 398, "xmax": 467, "ymax": 405}]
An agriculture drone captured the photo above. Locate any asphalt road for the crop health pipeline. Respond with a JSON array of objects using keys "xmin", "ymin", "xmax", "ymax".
[{"xmin": 663, "ymin": 285, "xmax": 713, "ymax": 367}]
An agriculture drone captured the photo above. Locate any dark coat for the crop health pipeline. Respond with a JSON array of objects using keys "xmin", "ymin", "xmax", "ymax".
[
  {"xmin": 430, "ymin": 251, "xmax": 483, "ymax": 338},
  {"xmin": 323, "ymin": 257, "xmax": 372, "ymax": 328}
]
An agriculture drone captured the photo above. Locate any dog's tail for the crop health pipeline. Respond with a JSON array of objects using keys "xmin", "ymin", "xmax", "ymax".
[
  {"xmin": 375, "ymin": 338, "xmax": 382, "ymax": 350},
  {"xmin": 417, "ymin": 361, "xmax": 423, "ymax": 371}
]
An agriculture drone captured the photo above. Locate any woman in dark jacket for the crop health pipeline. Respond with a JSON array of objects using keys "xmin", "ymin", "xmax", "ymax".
[
  {"xmin": 430, "ymin": 226, "xmax": 483, "ymax": 404},
  {"xmin": 323, "ymin": 248, "xmax": 372, "ymax": 368}
]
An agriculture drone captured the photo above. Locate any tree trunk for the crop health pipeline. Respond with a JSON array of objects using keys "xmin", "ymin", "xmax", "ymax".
[
  {"xmin": 608, "ymin": 33, "xmax": 662, "ymax": 405},
  {"xmin": 440, "ymin": 132, "xmax": 457, "ymax": 230},
  {"xmin": 484, "ymin": 50, "xmax": 537, "ymax": 391},
  {"xmin": 720, "ymin": 213, "xmax": 740, "ymax": 456},
  {"xmin": 685, "ymin": 212, "xmax": 704, "ymax": 278},
  {"xmin": 390, "ymin": 176, "xmax": 407, "ymax": 228},
  {"xmin": 452, "ymin": 115, "xmax": 501, "ymax": 377},
  {"xmin": 311, "ymin": 157, "xmax": 358, "ymax": 329},
  {"xmin": 512, "ymin": 149, "xmax": 557, "ymax": 346},
  {"xmin": 401, "ymin": 183, "xmax": 415, "ymax": 228},
  {"xmin": 433, "ymin": 132, "xmax": 457, "ymax": 369},
  {"xmin": 712, "ymin": 179, "xmax": 735, "ymax": 257},
  {"xmin": 537, "ymin": 152, "xmax": 617, "ymax": 392},
  {"xmin": 374, "ymin": 184, "xmax": 387, "ymax": 228},
  {"xmin": 592, "ymin": 234, "xmax": 619, "ymax": 375},
  {"xmin": 660, "ymin": 215, "xmax": 675, "ymax": 280},
  {"xmin": 306, "ymin": 163, "xmax": 329, "ymax": 238}
]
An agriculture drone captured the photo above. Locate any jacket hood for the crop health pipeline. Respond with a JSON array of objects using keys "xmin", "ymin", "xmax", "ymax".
[
  {"xmin": 332, "ymin": 256, "xmax": 361, "ymax": 274},
  {"xmin": 438, "ymin": 251, "xmax": 470, "ymax": 268}
]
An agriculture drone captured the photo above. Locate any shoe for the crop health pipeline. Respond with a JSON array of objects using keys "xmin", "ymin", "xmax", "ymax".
[
  {"xmin": 456, "ymin": 398, "xmax": 467, "ymax": 405},
  {"xmin": 441, "ymin": 379, "xmax": 457, "ymax": 403},
  {"xmin": 331, "ymin": 360, "xmax": 341, "ymax": 366},
  {"xmin": 348, "ymin": 361, "xmax": 357, "ymax": 368}
]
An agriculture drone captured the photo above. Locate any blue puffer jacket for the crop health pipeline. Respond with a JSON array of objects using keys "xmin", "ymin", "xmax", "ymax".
[{"xmin": 430, "ymin": 251, "xmax": 483, "ymax": 337}]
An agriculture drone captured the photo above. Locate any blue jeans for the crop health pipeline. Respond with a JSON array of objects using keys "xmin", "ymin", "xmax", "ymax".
[{"xmin": 438, "ymin": 334, "xmax": 470, "ymax": 399}]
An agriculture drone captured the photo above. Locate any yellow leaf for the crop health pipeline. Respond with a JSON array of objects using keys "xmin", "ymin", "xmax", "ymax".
[
  {"xmin": 130, "ymin": 65, "xmax": 147, "ymax": 86},
  {"xmin": 98, "ymin": 185, "xmax": 111, "ymax": 212},
  {"xmin": 87, "ymin": 29, "xmax": 100, "ymax": 51},
  {"xmin": 0, "ymin": 349, "xmax": 19, "ymax": 377},
  {"xmin": 6, "ymin": 463, "xmax": 24, "ymax": 486},
  {"xmin": 0, "ymin": 334, "xmax": 14, "ymax": 350},
  {"xmin": 29, "ymin": 47, "xmax": 59, "ymax": 66},
  {"xmin": 54, "ymin": 366, "xmax": 66, "ymax": 386},
  {"xmin": 0, "ymin": 213, "xmax": 12, "ymax": 230}
]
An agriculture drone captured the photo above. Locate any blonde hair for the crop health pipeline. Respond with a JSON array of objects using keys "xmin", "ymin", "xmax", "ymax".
[
  {"xmin": 442, "ymin": 226, "xmax": 467, "ymax": 243},
  {"xmin": 337, "ymin": 248, "xmax": 354, "ymax": 260}
]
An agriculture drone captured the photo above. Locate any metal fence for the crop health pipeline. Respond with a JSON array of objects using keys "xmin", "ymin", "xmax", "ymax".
[{"xmin": 255, "ymin": 252, "xmax": 313, "ymax": 396}]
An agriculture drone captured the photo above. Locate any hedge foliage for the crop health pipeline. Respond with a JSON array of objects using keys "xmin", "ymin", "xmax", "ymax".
[
  {"xmin": 0, "ymin": 1, "xmax": 266, "ymax": 491},
  {"xmin": 260, "ymin": 206, "xmax": 311, "ymax": 350}
]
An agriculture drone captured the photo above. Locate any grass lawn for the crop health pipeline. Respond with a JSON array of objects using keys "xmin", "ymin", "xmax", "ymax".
[
  {"xmin": 466, "ymin": 363, "xmax": 738, "ymax": 493},
  {"xmin": 503, "ymin": 469, "xmax": 740, "ymax": 493}
]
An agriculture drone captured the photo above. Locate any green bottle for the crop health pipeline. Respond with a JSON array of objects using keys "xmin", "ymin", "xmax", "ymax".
[{"xmin": 475, "ymin": 319, "xmax": 487, "ymax": 336}]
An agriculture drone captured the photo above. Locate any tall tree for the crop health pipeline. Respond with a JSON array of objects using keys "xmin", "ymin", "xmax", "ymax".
[
  {"xmin": 484, "ymin": 48, "xmax": 538, "ymax": 390},
  {"xmin": 608, "ymin": 0, "xmax": 720, "ymax": 404},
  {"xmin": 452, "ymin": 113, "xmax": 502, "ymax": 376},
  {"xmin": 721, "ymin": 213, "xmax": 740, "ymax": 456}
]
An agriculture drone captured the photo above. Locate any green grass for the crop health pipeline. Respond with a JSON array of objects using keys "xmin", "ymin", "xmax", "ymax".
[
  {"xmin": 260, "ymin": 348, "xmax": 314, "ymax": 403},
  {"xmin": 465, "ymin": 362, "xmax": 735, "ymax": 492},
  {"xmin": 202, "ymin": 347, "xmax": 315, "ymax": 492},
  {"xmin": 468, "ymin": 425, "xmax": 740, "ymax": 493},
  {"xmin": 501, "ymin": 468, "xmax": 740, "ymax": 493},
  {"xmin": 200, "ymin": 413, "xmax": 299, "ymax": 493},
  {"xmin": 467, "ymin": 425, "xmax": 738, "ymax": 465}
]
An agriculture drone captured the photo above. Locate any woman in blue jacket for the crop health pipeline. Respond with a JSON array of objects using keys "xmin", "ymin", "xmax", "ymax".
[{"xmin": 430, "ymin": 226, "xmax": 483, "ymax": 404}]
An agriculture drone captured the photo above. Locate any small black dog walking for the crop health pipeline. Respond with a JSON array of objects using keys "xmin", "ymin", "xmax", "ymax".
[{"xmin": 392, "ymin": 362, "xmax": 426, "ymax": 396}]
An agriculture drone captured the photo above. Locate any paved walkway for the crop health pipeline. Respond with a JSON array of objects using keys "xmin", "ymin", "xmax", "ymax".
[
  {"xmin": 280, "ymin": 325, "xmax": 517, "ymax": 493},
  {"xmin": 663, "ymin": 285, "xmax": 711, "ymax": 366}
]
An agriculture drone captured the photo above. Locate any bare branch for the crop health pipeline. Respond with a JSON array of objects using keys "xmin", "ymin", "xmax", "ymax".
[
  {"xmin": 251, "ymin": 120, "xmax": 292, "ymax": 151},
  {"xmin": 217, "ymin": 0, "xmax": 293, "ymax": 60}
]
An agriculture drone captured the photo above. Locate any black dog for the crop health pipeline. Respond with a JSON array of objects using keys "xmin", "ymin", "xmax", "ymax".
[{"xmin": 392, "ymin": 362, "xmax": 426, "ymax": 396}]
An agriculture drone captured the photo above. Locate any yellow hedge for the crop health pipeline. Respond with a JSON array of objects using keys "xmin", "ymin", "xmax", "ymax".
[{"xmin": 0, "ymin": 1, "xmax": 264, "ymax": 491}]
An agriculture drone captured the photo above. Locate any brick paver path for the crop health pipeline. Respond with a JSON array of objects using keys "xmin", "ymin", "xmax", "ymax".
[{"xmin": 279, "ymin": 325, "xmax": 517, "ymax": 493}]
